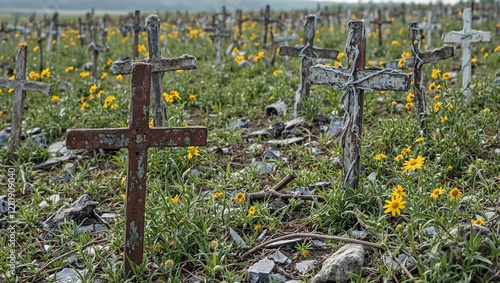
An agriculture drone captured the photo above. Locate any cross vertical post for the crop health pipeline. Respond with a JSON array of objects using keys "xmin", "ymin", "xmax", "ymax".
[
  {"xmin": 0, "ymin": 45, "xmax": 54, "ymax": 160},
  {"xmin": 88, "ymin": 26, "xmax": 109, "ymax": 79},
  {"xmin": 36, "ymin": 23, "xmax": 46, "ymax": 77},
  {"xmin": 111, "ymin": 14, "xmax": 197, "ymax": 127},
  {"xmin": 442, "ymin": 7, "xmax": 491, "ymax": 99},
  {"xmin": 279, "ymin": 15, "xmax": 339, "ymax": 117},
  {"xmin": 66, "ymin": 63, "xmax": 207, "ymax": 278},
  {"xmin": 132, "ymin": 10, "xmax": 146, "ymax": 60},
  {"xmin": 370, "ymin": 9, "xmax": 392, "ymax": 46},
  {"xmin": 309, "ymin": 20, "xmax": 411, "ymax": 189}
]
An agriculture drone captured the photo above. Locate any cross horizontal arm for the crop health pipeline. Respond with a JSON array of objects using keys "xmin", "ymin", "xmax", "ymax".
[
  {"xmin": 66, "ymin": 129, "xmax": 132, "ymax": 149},
  {"xmin": 0, "ymin": 78, "xmax": 54, "ymax": 93},
  {"xmin": 110, "ymin": 54, "xmax": 197, "ymax": 75},
  {"xmin": 149, "ymin": 127, "xmax": 208, "ymax": 147},
  {"xmin": 384, "ymin": 45, "xmax": 455, "ymax": 69},
  {"xmin": 279, "ymin": 46, "xmax": 339, "ymax": 59},
  {"xmin": 309, "ymin": 65, "xmax": 411, "ymax": 91},
  {"xmin": 442, "ymin": 30, "xmax": 492, "ymax": 43}
]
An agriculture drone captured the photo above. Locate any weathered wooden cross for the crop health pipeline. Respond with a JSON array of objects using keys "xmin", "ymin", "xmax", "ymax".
[
  {"xmin": 235, "ymin": 9, "xmax": 249, "ymax": 45},
  {"xmin": 442, "ymin": 7, "xmax": 491, "ymax": 100},
  {"xmin": 131, "ymin": 10, "xmax": 147, "ymax": 60},
  {"xmin": 370, "ymin": 9, "xmax": 392, "ymax": 46},
  {"xmin": 253, "ymin": 5, "xmax": 278, "ymax": 46},
  {"xmin": 35, "ymin": 23, "xmax": 46, "ymax": 76},
  {"xmin": 279, "ymin": 15, "xmax": 339, "ymax": 117},
  {"xmin": 419, "ymin": 10, "xmax": 442, "ymax": 49},
  {"xmin": 66, "ymin": 62, "xmax": 207, "ymax": 278},
  {"xmin": 385, "ymin": 22, "xmax": 455, "ymax": 134},
  {"xmin": 0, "ymin": 45, "xmax": 54, "ymax": 160},
  {"xmin": 308, "ymin": 20, "xmax": 411, "ymax": 189},
  {"xmin": 88, "ymin": 26, "xmax": 109, "ymax": 79},
  {"xmin": 111, "ymin": 15, "xmax": 197, "ymax": 127},
  {"xmin": 204, "ymin": 9, "xmax": 233, "ymax": 65}
]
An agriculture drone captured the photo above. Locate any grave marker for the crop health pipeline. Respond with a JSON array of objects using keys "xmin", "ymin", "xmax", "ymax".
[
  {"xmin": 66, "ymin": 62, "xmax": 207, "ymax": 278},
  {"xmin": 253, "ymin": 5, "xmax": 278, "ymax": 46},
  {"xmin": 308, "ymin": 20, "xmax": 411, "ymax": 189},
  {"xmin": 235, "ymin": 9, "xmax": 249, "ymax": 44},
  {"xmin": 35, "ymin": 23, "xmax": 46, "ymax": 76},
  {"xmin": 370, "ymin": 9, "xmax": 392, "ymax": 46},
  {"xmin": 204, "ymin": 8, "xmax": 233, "ymax": 64},
  {"xmin": 111, "ymin": 15, "xmax": 197, "ymax": 127},
  {"xmin": 385, "ymin": 22, "xmax": 455, "ymax": 133},
  {"xmin": 88, "ymin": 26, "xmax": 109, "ymax": 79},
  {"xmin": 132, "ymin": 10, "xmax": 147, "ymax": 60},
  {"xmin": 442, "ymin": 8, "xmax": 491, "ymax": 99},
  {"xmin": 279, "ymin": 15, "xmax": 339, "ymax": 117},
  {"xmin": 0, "ymin": 45, "xmax": 54, "ymax": 160},
  {"xmin": 419, "ymin": 10, "xmax": 442, "ymax": 49}
]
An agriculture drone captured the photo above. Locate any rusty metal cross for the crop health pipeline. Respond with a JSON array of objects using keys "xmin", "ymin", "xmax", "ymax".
[
  {"xmin": 66, "ymin": 62, "xmax": 207, "ymax": 278},
  {"xmin": 279, "ymin": 14, "xmax": 339, "ymax": 117},
  {"xmin": 384, "ymin": 22, "xmax": 455, "ymax": 134},
  {"xmin": 111, "ymin": 14, "xmax": 197, "ymax": 127},
  {"xmin": 0, "ymin": 45, "xmax": 54, "ymax": 161},
  {"xmin": 308, "ymin": 20, "xmax": 411, "ymax": 190}
]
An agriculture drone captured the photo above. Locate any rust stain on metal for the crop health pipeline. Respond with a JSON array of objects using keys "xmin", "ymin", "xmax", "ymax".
[
  {"xmin": 66, "ymin": 62, "xmax": 207, "ymax": 278},
  {"xmin": 0, "ymin": 45, "xmax": 54, "ymax": 160}
]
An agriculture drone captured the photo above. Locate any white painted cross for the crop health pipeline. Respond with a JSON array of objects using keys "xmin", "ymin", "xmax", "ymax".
[
  {"xmin": 442, "ymin": 8, "xmax": 491, "ymax": 99},
  {"xmin": 419, "ymin": 10, "xmax": 442, "ymax": 49},
  {"xmin": 308, "ymin": 20, "xmax": 411, "ymax": 190}
]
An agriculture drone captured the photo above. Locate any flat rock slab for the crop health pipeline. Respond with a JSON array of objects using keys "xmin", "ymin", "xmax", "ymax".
[
  {"xmin": 248, "ymin": 258, "xmax": 276, "ymax": 283},
  {"xmin": 312, "ymin": 244, "xmax": 365, "ymax": 283},
  {"xmin": 268, "ymin": 250, "xmax": 291, "ymax": 265},
  {"xmin": 42, "ymin": 194, "xmax": 108, "ymax": 237},
  {"xmin": 267, "ymin": 137, "xmax": 304, "ymax": 146},
  {"xmin": 296, "ymin": 260, "xmax": 316, "ymax": 273},
  {"xmin": 229, "ymin": 227, "xmax": 247, "ymax": 248},
  {"xmin": 47, "ymin": 268, "xmax": 87, "ymax": 283}
]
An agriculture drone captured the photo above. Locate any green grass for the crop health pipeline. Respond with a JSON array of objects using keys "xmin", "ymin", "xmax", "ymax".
[{"xmin": 0, "ymin": 5, "xmax": 499, "ymax": 282}]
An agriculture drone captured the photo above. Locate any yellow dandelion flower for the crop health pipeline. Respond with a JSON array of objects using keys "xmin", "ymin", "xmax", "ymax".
[
  {"xmin": 189, "ymin": 94, "xmax": 196, "ymax": 101},
  {"xmin": 212, "ymin": 192, "xmax": 223, "ymax": 199},
  {"xmin": 394, "ymin": 154, "xmax": 403, "ymax": 162},
  {"xmin": 402, "ymin": 155, "xmax": 425, "ymax": 172},
  {"xmin": 449, "ymin": 187, "xmax": 462, "ymax": 200},
  {"xmin": 116, "ymin": 74, "xmax": 123, "ymax": 81},
  {"xmin": 401, "ymin": 146, "xmax": 411, "ymax": 157},
  {"xmin": 398, "ymin": 58, "xmax": 406, "ymax": 68},
  {"xmin": 101, "ymin": 72, "xmax": 108, "ymax": 79},
  {"xmin": 254, "ymin": 224, "xmax": 262, "ymax": 231},
  {"xmin": 431, "ymin": 187, "xmax": 443, "ymax": 199},
  {"xmin": 431, "ymin": 69, "xmax": 441, "ymax": 79},
  {"xmin": 472, "ymin": 218, "xmax": 484, "ymax": 226},
  {"xmin": 471, "ymin": 57, "xmax": 477, "ymax": 63},
  {"xmin": 337, "ymin": 52, "xmax": 345, "ymax": 59},
  {"xmin": 40, "ymin": 68, "xmax": 50, "ymax": 78},
  {"xmin": 375, "ymin": 153, "xmax": 387, "ymax": 160},
  {"xmin": 65, "ymin": 66, "xmax": 74, "ymax": 72},
  {"xmin": 51, "ymin": 95, "xmax": 60, "ymax": 102},
  {"xmin": 172, "ymin": 194, "xmax": 179, "ymax": 204},
  {"xmin": 187, "ymin": 146, "xmax": 199, "ymax": 159},
  {"xmin": 392, "ymin": 185, "xmax": 406, "ymax": 197},
  {"xmin": 405, "ymin": 102, "xmax": 413, "ymax": 110},
  {"xmin": 383, "ymin": 195, "xmax": 406, "ymax": 216},
  {"xmin": 391, "ymin": 101, "xmax": 397, "ymax": 107},
  {"xmin": 89, "ymin": 84, "xmax": 98, "ymax": 95},
  {"xmin": 442, "ymin": 72, "xmax": 451, "ymax": 80},
  {"xmin": 434, "ymin": 102, "xmax": 443, "ymax": 112},
  {"xmin": 273, "ymin": 70, "xmax": 282, "ymax": 76},
  {"xmin": 121, "ymin": 194, "xmax": 126, "ymax": 200},
  {"xmin": 301, "ymin": 249, "xmax": 310, "ymax": 257},
  {"xmin": 235, "ymin": 55, "xmax": 244, "ymax": 63},
  {"xmin": 406, "ymin": 92, "xmax": 414, "ymax": 103},
  {"xmin": 247, "ymin": 206, "xmax": 256, "ymax": 217},
  {"xmin": 415, "ymin": 137, "xmax": 424, "ymax": 143},
  {"xmin": 235, "ymin": 192, "xmax": 246, "ymax": 203},
  {"xmin": 80, "ymin": 71, "xmax": 90, "ymax": 78}
]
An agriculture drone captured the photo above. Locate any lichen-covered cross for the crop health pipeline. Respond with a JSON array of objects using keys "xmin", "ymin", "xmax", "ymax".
[
  {"xmin": 308, "ymin": 20, "xmax": 411, "ymax": 190},
  {"xmin": 66, "ymin": 63, "xmax": 207, "ymax": 278}
]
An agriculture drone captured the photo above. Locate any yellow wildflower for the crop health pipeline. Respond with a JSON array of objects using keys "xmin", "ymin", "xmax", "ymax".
[
  {"xmin": 187, "ymin": 146, "xmax": 199, "ymax": 159},
  {"xmin": 235, "ymin": 192, "xmax": 246, "ymax": 203}
]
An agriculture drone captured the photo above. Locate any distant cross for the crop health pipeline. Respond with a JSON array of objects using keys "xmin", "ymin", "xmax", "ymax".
[
  {"xmin": 419, "ymin": 10, "xmax": 442, "ymax": 49},
  {"xmin": 88, "ymin": 26, "xmax": 109, "ymax": 79},
  {"xmin": 253, "ymin": 5, "xmax": 278, "ymax": 46},
  {"xmin": 132, "ymin": 10, "xmax": 147, "ymax": 60},
  {"xmin": 0, "ymin": 45, "xmax": 54, "ymax": 160},
  {"xmin": 385, "ymin": 22, "xmax": 455, "ymax": 134},
  {"xmin": 279, "ymin": 15, "xmax": 339, "ymax": 117},
  {"xmin": 442, "ymin": 7, "xmax": 491, "ymax": 99},
  {"xmin": 308, "ymin": 20, "xmax": 411, "ymax": 190},
  {"xmin": 235, "ymin": 9, "xmax": 249, "ymax": 44},
  {"xmin": 370, "ymin": 9, "xmax": 392, "ymax": 46},
  {"xmin": 0, "ymin": 23, "xmax": 6, "ymax": 52},
  {"xmin": 204, "ymin": 9, "xmax": 233, "ymax": 64},
  {"xmin": 35, "ymin": 23, "xmax": 47, "ymax": 76},
  {"xmin": 269, "ymin": 24, "xmax": 299, "ymax": 66},
  {"xmin": 111, "ymin": 14, "xmax": 197, "ymax": 127},
  {"xmin": 78, "ymin": 18, "xmax": 87, "ymax": 46},
  {"xmin": 66, "ymin": 62, "xmax": 207, "ymax": 279},
  {"xmin": 99, "ymin": 16, "xmax": 108, "ymax": 46},
  {"xmin": 46, "ymin": 12, "xmax": 61, "ymax": 52}
]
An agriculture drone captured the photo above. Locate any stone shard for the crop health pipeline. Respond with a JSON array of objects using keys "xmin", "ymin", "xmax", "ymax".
[
  {"xmin": 42, "ymin": 194, "xmax": 108, "ymax": 236},
  {"xmin": 312, "ymin": 244, "xmax": 365, "ymax": 283},
  {"xmin": 247, "ymin": 258, "xmax": 276, "ymax": 283}
]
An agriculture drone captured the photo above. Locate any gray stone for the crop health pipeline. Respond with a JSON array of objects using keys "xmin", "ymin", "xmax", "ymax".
[
  {"xmin": 100, "ymin": 212, "xmax": 119, "ymax": 219},
  {"xmin": 229, "ymin": 118, "xmax": 250, "ymax": 131},
  {"xmin": 290, "ymin": 187, "xmax": 312, "ymax": 196},
  {"xmin": 249, "ymin": 129, "xmax": 270, "ymax": 138},
  {"xmin": 312, "ymin": 244, "xmax": 365, "ymax": 283},
  {"xmin": 244, "ymin": 161, "xmax": 274, "ymax": 175},
  {"xmin": 47, "ymin": 268, "xmax": 86, "ymax": 283},
  {"xmin": 42, "ymin": 194, "xmax": 108, "ymax": 237},
  {"xmin": 0, "ymin": 129, "xmax": 10, "ymax": 148},
  {"xmin": 0, "ymin": 196, "xmax": 11, "ymax": 219},
  {"xmin": 238, "ymin": 60, "xmax": 252, "ymax": 69},
  {"xmin": 367, "ymin": 172, "xmax": 376, "ymax": 182},
  {"xmin": 329, "ymin": 119, "xmax": 343, "ymax": 138},
  {"xmin": 229, "ymin": 228, "xmax": 247, "ymax": 248},
  {"xmin": 270, "ymin": 273, "xmax": 288, "ymax": 282},
  {"xmin": 256, "ymin": 229, "xmax": 269, "ymax": 243},
  {"xmin": 49, "ymin": 141, "xmax": 70, "ymax": 156},
  {"xmin": 422, "ymin": 226, "xmax": 437, "ymax": 237},
  {"xmin": 384, "ymin": 253, "xmax": 415, "ymax": 270},
  {"xmin": 331, "ymin": 157, "xmax": 342, "ymax": 166},
  {"xmin": 26, "ymin": 127, "xmax": 41, "ymax": 136},
  {"xmin": 268, "ymin": 250, "xmax": 291, "ymax": 265},
  {"xmin": 312, "ymin": 239, "xmax": 326, "ymax": 247},
  {"xmin": 351, "ymin": 230, "xmax": 367, "ymax": 239},
  {"xmin": 248, "ymin": 258, "xmax": 275, "ymax": 283},
  {"xmin": 30, "ymin": 133, "xmax": 47, "ymax": 147},
  {"xmin": 264, "ymin": 100, "xmax": 287, "ymax": 117},
  {"xmin": 263, "ymin": 148, "xmax": 280, "ymax": 160},
  {"xmin": 296, "ymin": 260, "xmax": 316, "ymax": 273},
  {"xmin": 267, "ymin": 137, "xmax": 304, "ymax": 146},
  {"xmin": 269, "ymin": 122, "xmax": 285, "ymax": 138}
]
